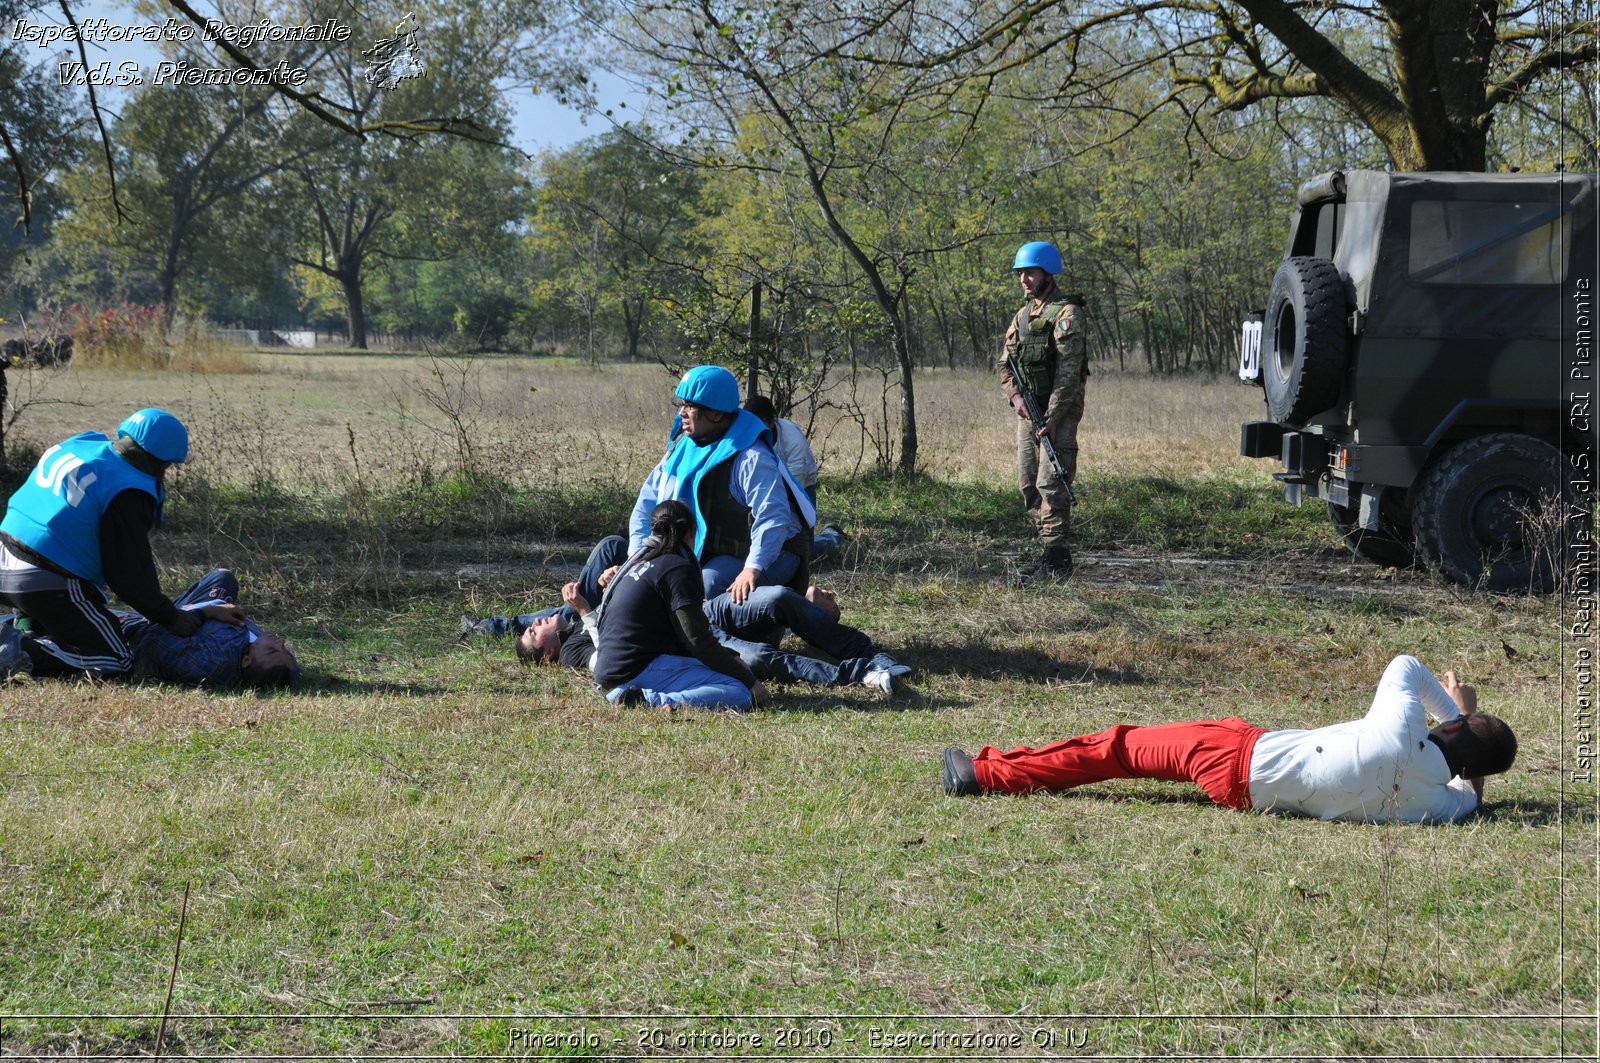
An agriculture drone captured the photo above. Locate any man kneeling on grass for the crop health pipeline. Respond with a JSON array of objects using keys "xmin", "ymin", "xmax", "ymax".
[
  {"xmin": 942, "ymin": 656, "xmax": 1515, "ymax": 823},
  {"xmin": 568, "ymin": 500, "xmax": 767, "ymax": 711}
]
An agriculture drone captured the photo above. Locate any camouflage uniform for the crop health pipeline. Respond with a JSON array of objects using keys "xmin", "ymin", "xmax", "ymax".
[{"xmin": 998, "ymin": 281, "xmax": 1087, "ymax": 566}]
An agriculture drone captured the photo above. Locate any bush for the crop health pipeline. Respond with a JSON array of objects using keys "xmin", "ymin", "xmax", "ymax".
[{"xmin": 67, "ymin": 303, "xmax": 167, "ymax": 368}]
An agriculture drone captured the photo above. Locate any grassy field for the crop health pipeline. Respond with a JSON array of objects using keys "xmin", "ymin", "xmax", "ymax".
[{"xmin": 0, "ymin": 355, "xmax": 1594, "ymax": 1060}]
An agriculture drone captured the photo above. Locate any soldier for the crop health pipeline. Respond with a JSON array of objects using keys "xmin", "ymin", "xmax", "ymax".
[{"xmin": 998, "ymin": 241, "xmax": 1088, "ymax": 575}]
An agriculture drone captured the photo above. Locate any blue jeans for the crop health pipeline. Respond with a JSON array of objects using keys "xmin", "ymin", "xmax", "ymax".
[
  {"xmin": 703, "ymin": 585, "xmax": 873, "ymax": 661},
  {"xmin": 811, "ymin": 525, "xmax": 846, "ymax": 560},
  {"xmin": 468, "ymin": 536, "xmax": 629, "ymax": 636},
  {"xmin": 606, "ymin": 653, "xmax": 752, "ymax": 710},
  {"xmin": 717, "ymin": 631, "xmax": 873, "ymax": 687},
  {"xmin": 119, "ymin": 567, "xmax": 240, "ymax": 643},
  {"xmin": 700, "ymin": 549, "xmax": 801, "ymax": 600}
]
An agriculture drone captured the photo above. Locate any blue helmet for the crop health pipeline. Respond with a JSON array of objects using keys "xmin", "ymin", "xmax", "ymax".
[
  {"xmin": 674, "ymin": 365, "xmax": 741, "ymax": 414},
  {"xmin": 1013, "ymin": 241, "xmax": 1063, "ymax": 275},
  {"xmin": 116, "ymin": 407, "xmax": 189, "ymax": 463}
]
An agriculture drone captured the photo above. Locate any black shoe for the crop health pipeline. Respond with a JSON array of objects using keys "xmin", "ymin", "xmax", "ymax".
[
  {"xmin": 0, "ymin": 618, "xmax": 30, "ymax": 677},
  {"xmin": 1015, "ymin": 551, "xmax": 1072, "ymax": 585},
  {"xmin": 617, "ymin": 686, "xmax": 645, "ymax": 707},
  {"xmin": 942, "ymin": 747, "xmax": 980, "ymax": 797},
  {"xmin": 1013, "ymin": 561, "xmax": 1056, "ymax": 586}
]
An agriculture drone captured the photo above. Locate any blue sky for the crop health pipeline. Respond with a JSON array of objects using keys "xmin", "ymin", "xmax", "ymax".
[{"xmin": 29, "ymin": 0, "xmax": 636, "ymax": 157}]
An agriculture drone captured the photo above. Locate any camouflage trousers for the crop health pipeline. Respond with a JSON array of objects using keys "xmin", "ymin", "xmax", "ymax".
[{"xmin": 1016, "ymin": 416, "xmax": 1077, "ymax": 549}]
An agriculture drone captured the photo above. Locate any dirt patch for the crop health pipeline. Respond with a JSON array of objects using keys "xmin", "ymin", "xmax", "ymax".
[{"xmin": 1070, "ymin": 549, "xmax": 1432, "ymax": 598}]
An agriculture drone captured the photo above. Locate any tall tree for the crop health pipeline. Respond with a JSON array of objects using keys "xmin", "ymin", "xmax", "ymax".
[
  {"xmin": 91, "ymin": 82, "xmax": 313, "ymax": 328},
  {"xmin": 618, "ymin": 2, "xmax": 1017, "ymax": 474},
  {"xmin": 275, "ymin": 1, "xmax": 524, "ymax": 347},
  {"xmin": 530, "ymin": 131, "xmax": 701, "ymax": 362},
  {"xmin": 802, "ymin": 0, "xmax": 1596, "ymax": 171}
]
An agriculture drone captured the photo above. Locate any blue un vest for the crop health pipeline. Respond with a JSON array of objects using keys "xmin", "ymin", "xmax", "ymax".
[
  {"xmin": 656, "ymin": 411, "xmax": 815, "ymax": 559},
  {"xmin": 1, "ymin": 433, "xmax": 161, "ymax": 586},
  {"xmin": 657, "ymin": 410, "xmax": 769, "ymax": 557}
]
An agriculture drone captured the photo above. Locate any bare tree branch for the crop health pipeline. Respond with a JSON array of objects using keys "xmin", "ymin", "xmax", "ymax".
[
  {"xmin": 0, "ymin": 122, "xmax": 31, "ymax": 233},
  {"xmin": 59, "ymin": 0, "xmax": 128, "ymax": 223}
]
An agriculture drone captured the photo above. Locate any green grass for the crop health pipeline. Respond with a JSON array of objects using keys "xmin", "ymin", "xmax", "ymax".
[{"xmin": 0, "ymin": 361, "xmax": 1592, "ymax": 1059}]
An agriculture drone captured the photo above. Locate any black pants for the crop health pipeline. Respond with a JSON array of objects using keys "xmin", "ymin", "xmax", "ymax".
[{"xmin": 0, "ymin": 542, "xmax": 132, "ymax": 675}]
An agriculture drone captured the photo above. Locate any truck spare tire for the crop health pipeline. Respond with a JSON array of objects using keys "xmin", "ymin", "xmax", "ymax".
[{"xmin": 1262, "ymin": 256, "xmax": 1346, "ymax": 425}]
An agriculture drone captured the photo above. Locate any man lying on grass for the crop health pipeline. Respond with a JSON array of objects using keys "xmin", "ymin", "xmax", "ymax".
[
  {"xmin": 0, "ymin": 567, "xmax": 299, "ymax": 689},
  {"xmin": 119, "ymin": 567, "xmax": 299, "ymax": 689},
  {"xmin": 942, "ymin": 656, "xmax": 1514, "ymax": 823},
  {"xmin": 465, "ymin": 536, "xmax": 912, "ymax": 693}
]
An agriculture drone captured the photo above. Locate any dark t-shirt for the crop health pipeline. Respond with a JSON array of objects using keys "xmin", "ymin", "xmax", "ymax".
[
  {"xmin": 557, "ymin": 618, "xmax": 595, "ymax": 670},
  {"xmin": 593, "ymin": 551, "xmax": 703, "ymax": 688}
]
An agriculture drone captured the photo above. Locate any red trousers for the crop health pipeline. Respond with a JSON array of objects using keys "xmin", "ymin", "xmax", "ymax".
[{"xmin": 972, "ymin": 718, "xmax": 1268, "ymax": 809}]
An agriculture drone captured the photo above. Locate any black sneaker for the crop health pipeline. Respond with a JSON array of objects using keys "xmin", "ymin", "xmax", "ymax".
[
  {"xmin": 0, "ymin": 619, "xmax": 30, "ymax": 677},
  {"xmin": 942, "ymin": 747, "xmax": 980, "ymax": 797},
  {"xmin": 617, "ymin": 686, "xmax": 646, "ymax": 707}
]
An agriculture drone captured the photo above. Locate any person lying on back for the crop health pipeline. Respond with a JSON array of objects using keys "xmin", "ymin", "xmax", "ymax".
[
  {"xmin": 119, "ymin": 568, "xmax": 300, "ymax": 688},
  {"xmin": 942, "ymin": 656, "xmax": 1514, "ymax": 823}
]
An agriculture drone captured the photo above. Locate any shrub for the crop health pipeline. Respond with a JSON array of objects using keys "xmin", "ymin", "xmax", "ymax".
[{"xmin": 67, "ymin": 303, "xmax": 168, "ymax": 369}]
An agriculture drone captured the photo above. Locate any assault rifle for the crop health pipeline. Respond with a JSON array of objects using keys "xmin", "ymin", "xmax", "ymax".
[{"xmin": 1005, "ymin": 351, "xmax": 1076, "ymax": 505}]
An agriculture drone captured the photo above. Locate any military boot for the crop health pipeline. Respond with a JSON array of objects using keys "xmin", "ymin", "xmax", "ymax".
[
  {"xmin": 1042, "ymin": 542, "xmax": 1074, "ymax": 574},
  {"xmin": 1014, "ymin": 546, "xmax": 1072, "ymax": 586}
]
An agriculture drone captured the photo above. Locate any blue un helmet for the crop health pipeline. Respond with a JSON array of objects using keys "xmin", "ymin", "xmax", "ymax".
[
  {"xmin": 116, "ymin": 407, "xmax": 190, "ymax": 463},
  {"xmin": 674, "ymin": 365, "xmax": 741, "ymax": 414},
  {"xmin": 1013, "ymin": 241, "xmax": 1063, "ymax": 276}
]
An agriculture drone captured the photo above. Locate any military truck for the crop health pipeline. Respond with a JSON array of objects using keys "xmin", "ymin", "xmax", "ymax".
[{"xmin": 1238, "ymin": 169, "xmax": 1596, "ymax": 590}]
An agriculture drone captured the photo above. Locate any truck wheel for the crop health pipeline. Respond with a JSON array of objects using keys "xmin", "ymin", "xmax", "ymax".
[
  {"xmin": 1327, "ymin": 496, "xmax": 1417, "ymax": 569},
  {"xmin": 1413, "ymin": 433, "xmax": 1562, "ymax": 592},
  {"xmin": 1262, "ymin": 257, "xmax": 1346, "ymax": 425}
]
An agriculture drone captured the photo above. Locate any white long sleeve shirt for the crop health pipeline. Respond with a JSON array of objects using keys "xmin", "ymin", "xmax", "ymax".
[
  {"xmin": 772, "ymin": 419, "xmax": 819, "ymax": 491},
  {"xmin": 1247, "ymin": 655, "xmax": 1479, "ymax": 822}
]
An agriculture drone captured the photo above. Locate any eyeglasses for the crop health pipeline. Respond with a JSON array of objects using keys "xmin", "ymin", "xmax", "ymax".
[{"xmin": 677, "ymin": 401, "xmax": 705, "ymax": 414}]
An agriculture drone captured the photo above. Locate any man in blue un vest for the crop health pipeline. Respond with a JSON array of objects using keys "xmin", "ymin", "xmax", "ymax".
[
  {"xmin": 0, "ymin": 407, "xmax": 244, "ymax": 676},
  {"xmin": 627, "ymin": 366, "xmax": 815, "ymax": 603}
]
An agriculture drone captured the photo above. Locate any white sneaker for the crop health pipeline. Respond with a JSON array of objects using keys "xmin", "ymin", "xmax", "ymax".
[
  {"xmin": 862, "ymin": 668, "xmax": 893, "ymax": 693},
  {"xmin": 869, "ymin": 652, "xmax": 913, "ymax": 678}
]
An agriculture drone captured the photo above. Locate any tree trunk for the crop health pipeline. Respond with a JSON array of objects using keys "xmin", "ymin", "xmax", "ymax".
[
  {"xmin": 747, "ymin": 282, "xmax": 761, "ymax": 393},
  {"xmin": 623, "ymin": 296, "xmax": 645, "ymax": 362},
  {"xmin": 157, "ymin": 238, "xmax": 180, "ymax": 334},
  {"xmin": 894, "ymin": 324, "xmax": 918, "ymax": 475},
  {"xmin": 156, "ymin": 177, "xmax": 200, "ymax": 336},
  {"xmin": 339, "ymin": 267, "xmax": 368, "ymax": 349}
]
